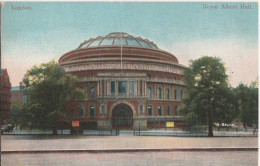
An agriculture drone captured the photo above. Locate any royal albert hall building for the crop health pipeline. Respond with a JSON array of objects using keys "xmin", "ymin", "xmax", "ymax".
[{"xmin": 58, "ymin": 32, "xmax": 186, "ymax": 131}]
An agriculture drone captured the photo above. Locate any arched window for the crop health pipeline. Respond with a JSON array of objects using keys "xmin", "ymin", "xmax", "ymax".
[
  {"xmin": 90, "ymin": 106, "xmax": 95, "ymax": 118},
  {"xmin": 79, "ymin": 105, "xmax": 85, "ymax": 117},
  {"xmin": 158, "ymin": 87, "xmax": 162, "ymax": 99},
  {"xmin": 147, "ymin": 74, "xmax": 151, "ymax": 80},
  {"xmin": 167, "ymin": 88, "xmax": 170, "ymax": 99},
  {"xmin": 118, "ymin": 81, "xmax": 127, "ymax": 94},
  {"xmin": 167, "ymin": 106, "xmax": 171, "ymax": 115},
  {"xmin": 130, "ymin": 81, "xmax": 134, "ymax": 95},
  {"xmin": 100, "ymin": 102, "xmax": 106, "ymax": 115},
  {"xmin": 147, "ymin": 87, "xmax": 152, "ymax": 99},
  {"xmin": 180, "ymin": 89, "xmax": 183, "ymax": 100},
  {"xmin": 175, "ymin": 106, "xmax": 178, "ymax": 115},
  {"xmin": 174, "ymin": 88, "xmax": 178, "ymax": 100},
  {"xmin": 111, "ymin": 81, "xmax": 115, "ymax": 95},
  {"xmin": 139, "ymin": 104, "xmax": 144, "ymax": 116},
  {"xmin": 91, "ymin": 87, "xmax": 95, "ymax": 98},
  {"xmin": 147, "ymin": 106, "xmax": 153, "ymax": 116},
  {"xmin": 158, "ymin": 106, "xmax": 162, "ymax": 116}
]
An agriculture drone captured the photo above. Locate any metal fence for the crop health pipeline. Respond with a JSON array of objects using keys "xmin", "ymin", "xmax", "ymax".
[
  {"xmin": 133, "ymin": 129, "xmax": 258, "ymax": 137},
  {"xmin": 3, "ymin": 127, "xmax": 258, "ymax": 137},
  {"xmin": 83, "ymin": 129, "xmax": 119, "ymax": 136}
]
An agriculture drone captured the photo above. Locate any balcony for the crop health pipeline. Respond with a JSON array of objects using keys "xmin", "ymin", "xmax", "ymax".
[
  {"xmin": 147, "ymin": 78, "xmax": 185, "ymax": 85},
  {"xmin": 78, "ymin": 78, "xmax": 99, "ymax": 82},
  {"xmin": 78, "ymin": 77, "xmax": 185, "ymax": 86},
  {"xmin": 94, "ymin": 94, "xmax": 147, "ymax": 100}
]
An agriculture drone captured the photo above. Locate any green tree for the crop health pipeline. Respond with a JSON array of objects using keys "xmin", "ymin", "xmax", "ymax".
[
  {"xmin": 20, "ymin": 60, "xmax": 84, "ymax": 132},
  {"xmin": 235, "ymin": 82, "xmax": 258, "ymax": 128},
  {"xmin": 213, "ymin": 87, "xmax": 237, "ymax": 130},
  {"xmin": 10, "ymin": 103, "xmax": 23, "ymax": 128},
  {"xmin": 179, "ymin": 56, "xmax": 234, "ymax": 137},
  {"xmin": 250, "ymin": 82, "xmax": 258, "ymax": 128}
]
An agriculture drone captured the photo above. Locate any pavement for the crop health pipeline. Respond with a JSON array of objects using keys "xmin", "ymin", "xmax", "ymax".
[
  {"xmin": 1, "ymin": 135, "xmax": 258, "ymax": 166},
  {"xmin": 2, "ymin": 151, "xmax": 258, "ymax": 166},
  {"xmin": 1, "ymin": 135, "xmax": 258, "ymax": 153}
]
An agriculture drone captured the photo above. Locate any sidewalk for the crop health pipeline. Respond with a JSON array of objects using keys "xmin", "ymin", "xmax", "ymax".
[{"xmin": 1, "ymin": 135, "xmax": 258, "ymax": 153}]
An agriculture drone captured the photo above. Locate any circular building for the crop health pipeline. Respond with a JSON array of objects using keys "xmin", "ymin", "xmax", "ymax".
[{"xmin": 58, "ymin": 32, "xmax": 186, "ymax": 131}]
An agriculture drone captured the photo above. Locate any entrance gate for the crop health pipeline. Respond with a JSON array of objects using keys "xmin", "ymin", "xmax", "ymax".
[{"xmin": 112, "ymin": 104, "xmax": 133, "ymax": 129}]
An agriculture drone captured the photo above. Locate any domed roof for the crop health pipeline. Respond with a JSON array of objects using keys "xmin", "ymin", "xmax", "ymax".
[{"xmin": 77, "ymin": 32, "xmax": 158, "ymax": 49}]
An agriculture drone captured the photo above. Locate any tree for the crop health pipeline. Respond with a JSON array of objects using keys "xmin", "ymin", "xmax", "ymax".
[
  {"xmin": 179, "ymin": 56, "xmax": 234, "ymax": 137},
  {"xmin": 10, "ymin": 103, "xmax": 23, "ymax": 128},
  {"xmin": 235, "ymin": 82, "xmax": 258, "ymax": 128},
  {"xmin": 20, "ymin": 60, "xmax": 84, "ymax": 132}
]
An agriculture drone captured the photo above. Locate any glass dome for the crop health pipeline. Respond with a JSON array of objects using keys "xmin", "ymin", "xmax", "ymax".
[{"xmin": 78, "ymin": 32, "xmax": 158, "ymax": 49}]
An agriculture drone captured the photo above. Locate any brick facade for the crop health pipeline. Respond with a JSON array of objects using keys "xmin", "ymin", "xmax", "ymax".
[
  {"xmin": 1, "ymin": 69, "xmax": 11, "ymax": 124},
  {"xmin": 58, "ymin": 32, "xmax": 186, "ymax": 131},
  {"xmin": 11, "ymin": 86, "xmax": 26, "ymax": 105}
]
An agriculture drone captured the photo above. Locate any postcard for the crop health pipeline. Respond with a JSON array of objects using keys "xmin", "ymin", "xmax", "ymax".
[{"xmin": 1, "ymin": 2, "xmax": 258, "ymax": 166}]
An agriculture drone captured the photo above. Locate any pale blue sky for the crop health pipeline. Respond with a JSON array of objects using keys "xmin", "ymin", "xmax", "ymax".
[{"xmin": 2, "ymin": 2, "xmax": 258, "ymax": 86}]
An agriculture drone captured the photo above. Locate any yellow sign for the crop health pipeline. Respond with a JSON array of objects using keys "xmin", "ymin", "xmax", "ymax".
[
  {"xmin": 72, "ymin": 121, "xmax": 79, "ymax": 127},
  {"xmin": 166, "ymin": 122, "xmax": 174, "ymax": 128}
]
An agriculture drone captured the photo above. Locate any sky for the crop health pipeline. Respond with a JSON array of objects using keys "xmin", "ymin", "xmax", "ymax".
[{"xmin": 2, "ymin": 2, "xmax": 258, "ymax": 87}]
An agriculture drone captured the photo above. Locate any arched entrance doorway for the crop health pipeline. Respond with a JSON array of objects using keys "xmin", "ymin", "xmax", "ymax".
[{"xmin": 112, "ymin": 104, "xmax": 133, "ymax": 129}]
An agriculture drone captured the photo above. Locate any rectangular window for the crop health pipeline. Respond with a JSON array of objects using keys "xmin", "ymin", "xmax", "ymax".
[
  {"xmin": 174, "ymin": 89, "xmax": 178, "ymax": 100},
  {"xmin": 167, "ymin": 106, "xmax": 171, "ymax": 115},
  {"xmin": 167, "ymin": 88, "xmax": 170, "ymax": 99},
  {"xmin": 90, "ymin": 106, "xmax": 95, "ymax": 118},
  {"xmin": 158, "ymin": 106, "xmax": 162, "ymax": 116},
  {"xmin": 91, "ymin": 87, "xmax": 95, "ymax": 98},
  {"xmin": 180, "ymin": 90, "xmax": 183, "ymax": 100},
  {"xmin": 130, "ymin": 81, "xmax": 134, "ymax": 95},
  {"xmin": 111, "ymin": 81, "xmax": 115, "ymax": 95},
  {"xmin": 118, "ymin": 81, "xmax": 127, "ymax": 94},
  {"xmin": 175, "ymin": 106, "xmax": 178, "ymax": 116},
  {"xmin": 148, "ymin": 106, "xmax": 153, "ymax": 116}
]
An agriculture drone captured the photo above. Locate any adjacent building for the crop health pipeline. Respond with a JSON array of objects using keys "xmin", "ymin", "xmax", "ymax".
[
  {"xmin": 0, "ymin": 69, "xmax": 11, "ymax": 124},
  {"xmin": 58, "ymin": 32, "xmax": 186, "ymax": 131},
  {"xmin": 11, "ymin": 83, "xmax": 28, "ymax": 105}
]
